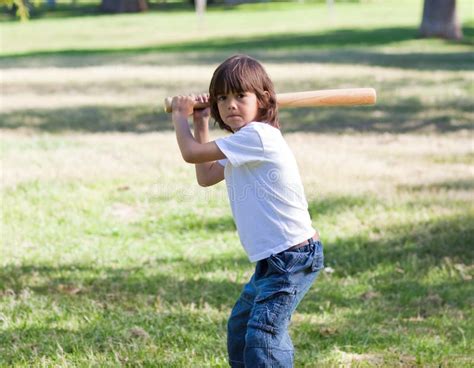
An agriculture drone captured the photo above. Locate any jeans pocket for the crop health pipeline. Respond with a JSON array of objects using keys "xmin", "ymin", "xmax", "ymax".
[
  {"xmin": 311, "ymin": 242, "xmax": 324, "ymax": 272},
  {"xmin": 268, "ymin": 251, "xmax": 306, "ymax": 274},
  {"xmin": 251, "ymin": 284, "xmax": 297, "ymax": 336}
]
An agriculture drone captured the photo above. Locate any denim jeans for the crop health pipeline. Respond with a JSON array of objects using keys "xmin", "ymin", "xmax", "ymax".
[{"xmin": 227, "ymin": 238, "xmax": 324, "ymax": 368}]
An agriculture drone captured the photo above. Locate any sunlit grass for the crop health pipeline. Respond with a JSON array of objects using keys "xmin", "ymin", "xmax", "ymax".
[
  {"xmin": 2, "ymin": 130, "xmax": 473, "ymax": 366},
  {"xmin": 1, "ymin": 0, "xmax": 473, "ymax": 366},
  {"xmin": 1, "ymin": 0, "xmax": 473, "ymax": 55}
]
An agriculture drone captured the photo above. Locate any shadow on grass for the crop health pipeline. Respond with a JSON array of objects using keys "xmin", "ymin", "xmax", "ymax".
[
  {"xmin": 279, "ymin": 98, "xmax": 473, "ymax": 134},
  {"xmin": 297, "ymin": 211, "xmax": 473, "ymax": 362},
  {"xmin": 1, "ymin": 203, "xmax": 473, "ymax": 363},
  {"xmin": 0, "ymin": 105, "xmax": 171, "ymax": 133},
  {"xmin": 319, "ymin": 209, "xmax": 473, "ymax": 277},
  {"xmin": 0, "ymin": 312, "xmax": 229, "ymax": 365},
  {"xmin": 296, "ymin": 278, "xmax": 470, "ymax": 366},
  {"xmin": 2, "ymin": 26, "xmax": 473, "ymax": 71},
  {"xmin": 167, "ymin": 213, "xmax": 236, "ymax": 233},
  {"xmin": 1, "ymin": 98, "xmax": 472, "ymax": 134},
  {"xmin": 0, "ymin": 258, "xmax": 247, "ymax": 309},
  {"xmin": 308, "ymin": 194, "xmax": 376, "ymax": 219},
  {"xmin": 398, "ymin": 178, "xmax": 474, "ymax": 192},
  {"xmin": 3, "ymin": 48, "xmax": 473, "ymax": 73},
  {"xmin": 3, "ymin": 202, "xmax": 472, "ymax": 298}
]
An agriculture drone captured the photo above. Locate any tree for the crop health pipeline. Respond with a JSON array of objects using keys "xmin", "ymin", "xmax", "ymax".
[
  {"xmin": 195, "ymin": 0, "xmax": 206, "ymax": 23},
  {"xmin": 100, "ymin": 0, "xmax": 148, "ymax": 13},
  {"xmin": 419, "ymin": 0, "xmax": 463, "ymax": 40},
  {"xmin": 0, "ymin": 0, "xmax": 29, "ymax": 21}
]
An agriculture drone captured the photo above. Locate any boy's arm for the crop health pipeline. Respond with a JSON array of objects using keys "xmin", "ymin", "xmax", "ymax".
[
  {"xmin": 172, "ymin": 95, "xmax": 225, "ymax": 186},
  {"xmin": 193, "ymin": 117, "xmax": 225, "ymax": 187},
  {"xmin": 171, "ymin": 95, "xmax": 226, "ymax": 164}
]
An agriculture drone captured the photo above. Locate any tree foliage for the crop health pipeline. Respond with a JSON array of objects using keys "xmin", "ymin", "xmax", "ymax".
[{"xmin": 0, "ymin": 0, "xmax": 29, "ymax": 20}]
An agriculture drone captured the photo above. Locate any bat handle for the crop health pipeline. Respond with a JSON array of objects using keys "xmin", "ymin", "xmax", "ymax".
[{"xmin": 163, "ymin": 97, "xmax": 209, "ymax": 113}]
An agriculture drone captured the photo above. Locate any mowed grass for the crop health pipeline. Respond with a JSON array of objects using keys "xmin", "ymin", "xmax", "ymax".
[
  {"xmin": 1, "ymin": 0, "xmax": 474, "ymax": 367},
  {"xmin": 1, "ymin": 0, "xmax": 474, "ymax": 57}
]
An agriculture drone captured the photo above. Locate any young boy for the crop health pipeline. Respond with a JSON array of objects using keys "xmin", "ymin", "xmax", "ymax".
[{"xmin": 171, "ymin": 55, "xmax": 323, "ymax": 367}]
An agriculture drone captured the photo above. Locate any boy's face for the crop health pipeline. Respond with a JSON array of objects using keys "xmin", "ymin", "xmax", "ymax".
[{"xmin": 216, "ymin": 91, "xmax": 260, "ymax": 132}]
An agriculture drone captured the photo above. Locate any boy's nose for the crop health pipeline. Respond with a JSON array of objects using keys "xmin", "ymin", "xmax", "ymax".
[{"xmin": 227, "ymin": 98, "xmax": 237, "ymax": 109}]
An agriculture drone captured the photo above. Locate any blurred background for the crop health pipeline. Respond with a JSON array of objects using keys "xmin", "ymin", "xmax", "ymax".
[{"xmin": 1, "ymin": 1, "xmax": 473, "ymax": 367}]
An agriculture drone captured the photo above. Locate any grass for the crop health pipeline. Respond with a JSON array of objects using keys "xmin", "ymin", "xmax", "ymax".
[
  {"xmin": 1, "ymin": 0, "xmax": 474, "ymax": 366},
  {"xmin": 1, "ymin": 0, "xmax": 474, "ymax": 56}
]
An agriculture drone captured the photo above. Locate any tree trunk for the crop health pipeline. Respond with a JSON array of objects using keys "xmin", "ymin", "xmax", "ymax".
[
  {"xmin": 100, "ymin": 0, "xmax": 148, "ymax": 13},
  {"xmin": 195, "ymin": 0, "xmax": 206, "ymax": 21},
  {"xmin": 419, "ymin": 0, "xmax": 462, "ymax": 40}
]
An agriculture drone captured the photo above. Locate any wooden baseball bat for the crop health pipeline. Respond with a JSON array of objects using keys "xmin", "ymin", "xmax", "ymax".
[{"xmin": 164, "ymin": 88, "xmax": 376, "ymax": 113}]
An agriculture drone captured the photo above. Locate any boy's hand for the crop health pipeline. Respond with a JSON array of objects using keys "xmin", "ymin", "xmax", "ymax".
[
  {"xmin": 171, "ymin": 95, "xmax": 195, "ymax": 118},
  {"xmin": 193, "ymin": 94, "xmax": 211, "ymax": 126}
]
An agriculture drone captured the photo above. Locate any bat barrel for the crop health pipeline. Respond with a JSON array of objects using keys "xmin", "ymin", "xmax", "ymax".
[{"xmin": 276, "ymin": 88, "xmax": 377, "ymax": 108}]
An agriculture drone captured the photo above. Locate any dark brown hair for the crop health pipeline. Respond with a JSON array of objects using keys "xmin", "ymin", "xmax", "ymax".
[{"xmin": 209, "ymin": 55, "xmax": 279, "ymax": 133}]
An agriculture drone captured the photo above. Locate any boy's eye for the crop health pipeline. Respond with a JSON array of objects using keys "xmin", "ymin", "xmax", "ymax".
[
  {"xmin": 217, "ymin": 95, "xmax": 226, "ymax": 101},
  {"xmin": 237, "ymin": 93, "xmax": 246, "ymax": 98}
]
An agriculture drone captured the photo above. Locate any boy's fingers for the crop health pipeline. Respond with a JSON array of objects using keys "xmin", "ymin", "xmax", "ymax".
[{"xmin": 193, "ymin": 93, "xmax": 208, "ymax": 103}]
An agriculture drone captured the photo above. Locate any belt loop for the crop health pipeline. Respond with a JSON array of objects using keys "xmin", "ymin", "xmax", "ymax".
[{"xmin": 308, "ymin": 237, "xmax": 314, "ymax": 245}]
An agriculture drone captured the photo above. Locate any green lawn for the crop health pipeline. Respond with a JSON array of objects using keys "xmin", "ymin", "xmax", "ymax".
[
  {"xmin": 1, "ymin": 0, "xmax": 473, "ymax": 367},
  {"xmin": 2, "ymin": 0, "xmax": 473, "ymax": 56}
]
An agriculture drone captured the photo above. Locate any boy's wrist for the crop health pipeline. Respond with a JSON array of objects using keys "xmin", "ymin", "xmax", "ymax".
[
  {"xmin": 193, "ymin": 117, "xmax": 210, "ymax": 125},
  {"xmin": 172, "ymin": 111, "xmax": 189, "ymax": 122},
  {"xmin": 193, "ymin": 112, "xmax": 210, "ymax": 127}
]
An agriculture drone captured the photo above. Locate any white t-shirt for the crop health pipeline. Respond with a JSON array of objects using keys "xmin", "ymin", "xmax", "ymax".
[{"xmin": 215, "ymin": 122, "xmax": 315, "ymax": 262}]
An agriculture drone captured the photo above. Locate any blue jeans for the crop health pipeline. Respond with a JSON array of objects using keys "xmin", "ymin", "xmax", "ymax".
[{"xmin": 227, "ymin": 239, "xmax": 324, "ymax": 368}]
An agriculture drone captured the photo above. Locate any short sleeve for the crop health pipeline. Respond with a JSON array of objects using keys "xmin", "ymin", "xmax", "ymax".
[
  {"xmin": 215, "ymin": 125, "xmax": 264, "ymax": 167},
  {"xmin": 217, "ymin": 158, "xmax": 228, "ymax": 167}
]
